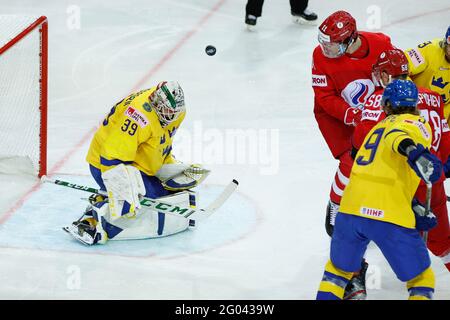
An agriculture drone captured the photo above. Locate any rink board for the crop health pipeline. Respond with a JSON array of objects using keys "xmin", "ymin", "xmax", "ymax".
[{"xmin": 0, "ymin": 175, "xmax": 259, "ymax": 258}]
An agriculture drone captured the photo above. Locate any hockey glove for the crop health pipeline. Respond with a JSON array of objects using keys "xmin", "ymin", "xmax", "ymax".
[
  {"xmin": 412, "ymin": 199, "xmax": 437, "ymax": 231},
  {"xmin": 344, "ymin": 108, "xmax": 362, "ymax": 126},
  {"xmin": 406, "ymin": 144, "xmax": 442, "ymax": 184},
  {"xmin": 162, "ymin": 164, "xmax": 210, "ymax": 191}
]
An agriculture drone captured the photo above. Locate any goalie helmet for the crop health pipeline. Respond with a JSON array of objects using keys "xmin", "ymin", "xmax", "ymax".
[
  {"xmin": 318, "ymin": 11, "xmax": 358, "ymax": 58},
  {"xmin": 372, "ymin": 49, "xmax": 409, "ymax": 87},
  {"xmin": 150, "ymin": 81, "xmax": 185, "ymax": 126},
  {"xmin": 381, "ymin": 79, "xmax": 418, "ymax": 110}
]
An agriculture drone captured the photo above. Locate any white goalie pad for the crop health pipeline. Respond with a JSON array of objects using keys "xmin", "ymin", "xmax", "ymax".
[
  {"xmin": 159, "ymin": 164, "xmax": 210, "ymax": 191},
  {"xmin": 106, "ymin": 191, "xmax": 195, "ymax": 240},
  {"xmin": 102, "ymin": 164, "xmax": 145, "ymax": 220}
]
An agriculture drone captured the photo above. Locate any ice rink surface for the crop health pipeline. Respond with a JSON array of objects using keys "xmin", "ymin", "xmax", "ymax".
[{"xmin": 0, "ymin": 0, "xmax": 449, "ymax": 299}]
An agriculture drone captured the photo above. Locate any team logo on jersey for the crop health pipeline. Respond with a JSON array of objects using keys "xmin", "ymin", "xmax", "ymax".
[
  {"xmin": 431, "ymin": 76, "xmax": 449, "ymax": 89},
  {"xmin": 125, "ymin": 107, "xmax": 149, "ymax": 127},
  {"xmin": 143, "ymin": 102, "xmax": 152, "ymax": 112},
  {"xmin": 341, "ymin": 79, "xmax": 375, "ymax": 109},
  {"xmin": 407, "ymin": 48, "xmax": 424, "ymax": 67},
  {"xmin": 312, "ymin": 74, "xmax": 327, "ymax": 87},
  {"xmin": 360, "ymin": 207, "xmax": 384, "ymax": 218}
]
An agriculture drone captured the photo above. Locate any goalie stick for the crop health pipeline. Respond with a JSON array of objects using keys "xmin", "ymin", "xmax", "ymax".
[{"xmin": 41, "ymin": 176, "xmax": 238, "ymax": 221}]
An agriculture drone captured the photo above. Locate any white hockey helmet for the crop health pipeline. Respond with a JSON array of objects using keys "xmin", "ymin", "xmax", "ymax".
[{"xmin": 151, "ymin": 81, "xmax": 185, "ymax": 126}]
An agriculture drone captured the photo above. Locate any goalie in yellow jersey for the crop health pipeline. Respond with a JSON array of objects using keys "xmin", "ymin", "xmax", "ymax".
[
  {"xmin": 64, "ymin": 81, "xmax": 209, "ymax": 245},
  {"xmin": 404, "ymin": 26, "xmax": 450, "ymax": 120},
  {"xmin": 316, "ymin": 80, "xmax": 442, "ymax": 300}
]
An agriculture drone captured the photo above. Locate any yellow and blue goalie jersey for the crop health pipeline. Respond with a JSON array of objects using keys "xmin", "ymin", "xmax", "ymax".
[
  {"xmin": 339, "ymin": 113, "xmax": 432, "ymax": 229},
  {"xmin": 405, "ymin": 39, "xmax": 450, "ymax": 119},
  {"xmin": 86, "ymin": 87, "xmax": 185, "ymax": 176}
]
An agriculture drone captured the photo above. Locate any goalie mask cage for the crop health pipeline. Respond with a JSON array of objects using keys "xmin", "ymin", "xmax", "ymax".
[{"xmin": 0, "ymin": 15, "xmax": 48, "ymax": 177}]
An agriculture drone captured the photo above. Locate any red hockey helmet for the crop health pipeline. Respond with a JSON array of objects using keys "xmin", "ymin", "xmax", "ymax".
[
  {"xmin": 372, "ymin": 49, "xmax": 409, "ymax": 87},
  {"xmin": 318, "ymin": 11, "xmax": 358, "ymax": 58}
]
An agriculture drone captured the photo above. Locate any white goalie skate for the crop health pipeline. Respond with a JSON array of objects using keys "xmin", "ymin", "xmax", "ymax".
[{"xmin": 63, "ymin": 219, "xmax": 105, "ymax": 246}]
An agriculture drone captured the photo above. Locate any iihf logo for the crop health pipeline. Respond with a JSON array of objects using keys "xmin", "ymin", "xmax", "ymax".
[{"xmin": 341, "ymin": 79, "xmax": 375, "ymax": 109}]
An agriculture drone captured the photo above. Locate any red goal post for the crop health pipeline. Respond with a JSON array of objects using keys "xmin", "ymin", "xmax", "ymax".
[{"xmin": 0, "ymin": 16, "xmax": 48, "ymax": 177}]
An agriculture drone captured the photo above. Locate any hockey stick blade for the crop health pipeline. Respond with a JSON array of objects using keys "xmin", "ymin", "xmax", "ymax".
[
  {"xmin": 41, "ymin": 176, "xmax": 238, "ymax": 221},
  {"xmin": 182, "ymin": 179, "xmax": 239, "ymax": 221}
]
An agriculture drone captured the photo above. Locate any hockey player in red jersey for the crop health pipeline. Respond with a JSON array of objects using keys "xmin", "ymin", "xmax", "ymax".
[
  {"xmin": 312, "ymin": 11, "xmax": 395, "ymax": 300},
  {"xmin": 312, "ymin": 10, "xmax": 395, "ymax": 235},
  {"xmin": 353, "ymin": 49, "xmax": 450, "ymax": 273}
]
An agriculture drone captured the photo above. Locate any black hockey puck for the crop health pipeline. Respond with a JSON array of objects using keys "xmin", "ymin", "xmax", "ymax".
[{"xmin": 205, "ymin": 45, "xmax": 216, "ymax": 56}]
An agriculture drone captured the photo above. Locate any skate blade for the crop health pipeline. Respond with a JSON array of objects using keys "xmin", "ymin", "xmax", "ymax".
[
  {"xmin": 62, "ymin": 225, "xmax": 95, "ymax": 246},
  {"xmin": 292, "ymin": 17, "xmax": 318, "ymax": 26},
  {"xmin": 344, "ymin": 290, "xmax": 367, "ymax": 300}
]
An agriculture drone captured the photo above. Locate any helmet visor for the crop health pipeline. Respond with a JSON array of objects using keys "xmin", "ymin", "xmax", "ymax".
[{"xmin": 318, "ymin": 32, "xmax": 347, "ymax": 58}]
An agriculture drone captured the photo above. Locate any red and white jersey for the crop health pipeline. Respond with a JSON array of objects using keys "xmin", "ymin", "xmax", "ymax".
[
  {"xmin": 353, "ymin": 87, "xmax": 450, "ymax": 161},
  {"xmin": 312, "ymin": 31, "xmax": 394, "ymax": 158}
]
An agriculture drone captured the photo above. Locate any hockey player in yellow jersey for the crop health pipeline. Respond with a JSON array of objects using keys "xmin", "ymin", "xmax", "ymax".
[
  {"xmin": 317, "ymin": 80, "xmax": 442, "ymax": 300},
  {"xmin": 405, "ymin": 26, "xmax": 450, "ymax": 119},
  {"xmin": 64, "ymin": 81, "xmax": 209, "ymax": 245}
]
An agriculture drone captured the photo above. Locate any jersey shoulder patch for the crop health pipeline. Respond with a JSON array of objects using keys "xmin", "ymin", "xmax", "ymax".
[
  {"xmin": 407, "ymin": 48, "xmax": 425, "ymax": 67},
  {"xmin": 125, "ymin": 106, "xmax": 149, "ymax": 127},
  {"xmin": 403, "ymin": 118, "xmax": 430, "ymax": 140}
]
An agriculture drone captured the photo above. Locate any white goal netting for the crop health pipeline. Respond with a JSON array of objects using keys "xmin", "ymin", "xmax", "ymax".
[{"xmin": 0, "ymin": 15, "xmax": 47, "ymax": 176}]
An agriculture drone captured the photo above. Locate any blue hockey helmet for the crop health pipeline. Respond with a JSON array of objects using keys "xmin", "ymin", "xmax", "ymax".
[
  {"xmin": 446, "ymin": 25, "xmax": 450, "ymax": 44},
  {"xmin": 381, "ymin": 79, "xmax": 418, "ymax": 109}
]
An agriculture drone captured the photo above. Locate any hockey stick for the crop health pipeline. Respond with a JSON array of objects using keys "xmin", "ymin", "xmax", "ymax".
[
  {"xmin": 422, "ymin": 182, "xmax": 432, "ymax": 243},
  {"xmin": 41, "ymin": 176, "xmax": 238, "ymax": 221}
]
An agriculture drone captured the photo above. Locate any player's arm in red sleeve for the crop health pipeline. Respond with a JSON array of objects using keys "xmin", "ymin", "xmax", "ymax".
[{"xmin": 312, "ymin": 50, "xmax": 360, "ymax": 126}]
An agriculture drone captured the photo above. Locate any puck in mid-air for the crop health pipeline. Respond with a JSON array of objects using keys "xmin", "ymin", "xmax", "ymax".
[{"xmin": 205, "ymin": 45, "xmax": 216, "ymax": 56}]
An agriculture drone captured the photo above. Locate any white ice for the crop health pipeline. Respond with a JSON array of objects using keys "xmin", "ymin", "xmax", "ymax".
[{"xmin": 0, "ymin": 0, "xmax": 449, "ymax": 299}]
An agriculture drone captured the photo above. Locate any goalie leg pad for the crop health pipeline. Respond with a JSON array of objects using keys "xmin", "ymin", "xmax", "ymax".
[
  {"xmin": 103, "ymin": 192, "xmax": 193, "ymax": 241},
  {"xmin": 102, "ymin": 164, "xmax": 146, "ymax": 220}
]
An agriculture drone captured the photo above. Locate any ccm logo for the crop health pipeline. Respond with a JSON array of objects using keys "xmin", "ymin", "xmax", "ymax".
[{"xmin": 312, "ymin": 75, "xmax": 327, "ymax": 87}]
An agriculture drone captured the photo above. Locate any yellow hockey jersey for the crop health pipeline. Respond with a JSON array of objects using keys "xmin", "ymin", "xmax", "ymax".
[
  {"xmin": 339, "ymin": 113, "xmax": 432, "ymax": 229},
  {"xmin": 86, "ymin": 86, "xmax": 185, "ymax": 176},
  {"xmin": 405, "ymin": 39, "xmax": 450, "ymax": 119}
]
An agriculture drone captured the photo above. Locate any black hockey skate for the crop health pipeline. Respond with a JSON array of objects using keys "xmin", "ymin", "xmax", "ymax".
[
  {"xmin": 245, "ymin": 14, "xmax": 257, "ymax": 26},
  {"xmin": 245, "ymin": 14, "xmax": 257, "ymax": 30},
  {"xmin": 344, "ymin": 260, "xmax": 369, "ymax": 300},
  {"xmin": 292, "ymin": 9, "xmax": 318, "ymax": 25}
]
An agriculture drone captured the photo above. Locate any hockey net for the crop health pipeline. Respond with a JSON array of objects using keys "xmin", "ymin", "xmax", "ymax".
[{"xmin": 0, "ymin": 15, "xmax": 48, "ymax": 177}]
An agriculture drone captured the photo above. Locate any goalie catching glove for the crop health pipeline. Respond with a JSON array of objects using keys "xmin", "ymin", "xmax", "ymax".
[
  {"xmin": 157, "ymin": 163, "xmax": 210, "ymax": 191},
  {"xmin": 102, "ymin": 164, "xmax": 146, "ymax": 220}
]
